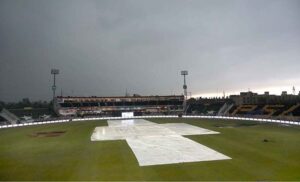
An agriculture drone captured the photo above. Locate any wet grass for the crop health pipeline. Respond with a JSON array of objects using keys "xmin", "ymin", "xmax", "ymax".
[{"xmin": 0, "ymin": 118, "xmax": 299, "ymax": 181}]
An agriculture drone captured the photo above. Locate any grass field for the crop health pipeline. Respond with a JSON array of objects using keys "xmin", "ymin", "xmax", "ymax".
[{"xmin": 0, "ymin": 118, "xmax": 299, "ymax": 181}]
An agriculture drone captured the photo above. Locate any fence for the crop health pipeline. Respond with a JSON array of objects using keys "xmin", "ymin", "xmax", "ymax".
[{"xmin": 0, "ymin": 115, "xmax": 299, "ymax": 129}]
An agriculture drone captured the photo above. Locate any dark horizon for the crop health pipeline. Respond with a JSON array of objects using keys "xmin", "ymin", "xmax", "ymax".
[{"xmin": 1, "ymin": 0, "xmax": 300, "ymax": 102}]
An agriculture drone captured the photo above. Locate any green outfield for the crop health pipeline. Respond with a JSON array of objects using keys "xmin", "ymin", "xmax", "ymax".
[{"xmin": 0, "ymin": 118, "xmax": 299, "ymax": 181}]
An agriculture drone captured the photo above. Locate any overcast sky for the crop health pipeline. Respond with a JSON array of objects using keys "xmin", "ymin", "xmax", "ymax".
[{"xmin": 0, "ymin": 0, "xmax": 300, "ymax": 102}]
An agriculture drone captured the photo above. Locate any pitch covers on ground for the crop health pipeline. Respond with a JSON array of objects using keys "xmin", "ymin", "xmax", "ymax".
[{"xmin": 91, "ymin": 119, "xmax": 231, "ymax": 166}]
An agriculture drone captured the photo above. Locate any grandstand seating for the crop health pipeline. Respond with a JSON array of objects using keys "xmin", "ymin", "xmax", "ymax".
[
  {"xmin": 291, "ymin": 105, "xmax": 300, "ymax": 116},
  {"xmin": 261, "ymin": 105, "xmax": 284, "ymax": 116},
  {"xmin": 217, "ymin": 103, "xmax": 234, "ymax": 116},
  {"xmin": 0, "ymin": 108, "xmax": 19, "ymax": 124},
  {"xmin": 219, "ymin": 103, "xmax": 298, "ymax": 120},
  {"xmin": 9, "ymin": 108, "xmax": 53, "ymax": 119},
  {"xmin": 271, "ymin": 105, "xmax": 292, "ymax": 116},
  {"xmin": 231, "ymin": 105, "xmax": 257, "ymax": 115},
  {"xmin": 55, "ymin": 95, "xmax": 184, "ymax": 116},
  {"xmin": 280, "ymin": 103, "xmax": 300, "ymax": 116},
  {"xmin": 188, "ymin": 102, "xmax": 224, "ymax": 115}
]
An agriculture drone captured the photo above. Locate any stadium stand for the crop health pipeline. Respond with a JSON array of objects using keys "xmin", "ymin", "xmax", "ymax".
[
  {"xmin": 187, "ymin": 91, "xmax": 300, "ymax": 122},
  {"xmin": 217, "ymin": 103, "xmax": 234, "ymax": 116},
  {"xmin": 291, "ymin": 105, "xmax": 300, "ymax": 116},
  {"xmin": 280, "ymin": 103, "xmax": 300, "ymax": 116},
  {"xmin": 0, "ymin": 108, "xmax": 19, "ymax": 124},
  {"xmin": 232, "ymin": 105, "xmax": 258, "ymax": 115},
  {"xmin": 8, "ymin": 108, "xmax": 53, "ymax": 119},
  {"xmin": 54, "ymin": 95, "xmax": 184, "ymax": 117},
  {"xmin": 187, "ymin": 98, "xmax": 227, "ymax": 115},
  {"xmin": 262, "ymin": 105, "xmax": 282, "ymax": 116}
]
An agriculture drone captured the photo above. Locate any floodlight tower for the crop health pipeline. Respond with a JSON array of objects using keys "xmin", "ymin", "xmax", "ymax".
[
  {"xmin": 292, "ymin": 86, "xmax": 296, "ymax": 95},
  {"xmin": 51, "ymin": 69, "xmax": 59, "ymax": 101},
  {"xmin": 181, "ymin": 70, "xmax": 188, "ymax": 114}
]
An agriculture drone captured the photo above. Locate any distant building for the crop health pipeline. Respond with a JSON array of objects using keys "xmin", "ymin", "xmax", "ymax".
[
  {"xmin": 230, "ymin": 91, "xmax": 300, "ymax": 105},
  {"xmin": 282, "ymin": 91, "xmax": 288, "ymax": 96}
]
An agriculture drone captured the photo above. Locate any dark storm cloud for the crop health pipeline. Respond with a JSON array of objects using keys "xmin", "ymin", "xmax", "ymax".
[{"xmin": 0, "ymin": 0, "xmax": 300, "ymax": 101}]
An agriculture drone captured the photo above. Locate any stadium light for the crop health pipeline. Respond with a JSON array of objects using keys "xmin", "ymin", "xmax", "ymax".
[
  {"xmin": 181, "ymin": 70, "xmax": 188, "ymax": 76},
  {"xmin": 51, "ymin": 69, "xmax": 60, "ymax": 101},
  {"xmin": 181, "ymin": 70, "xmax": 188, "ymax": 114},
  {"xmin": 181, "ymin": 70, "xmax": 188, "ymax": 98}
]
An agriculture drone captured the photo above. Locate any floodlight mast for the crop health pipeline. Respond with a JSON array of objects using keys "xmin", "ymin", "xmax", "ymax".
[
  {"xmin": 51, "ymin": 69, "xmax": 59, "ymax": 102},
  {"xmin": 181, "ymin": 70, "xmax": 188, "ymax": 114}
]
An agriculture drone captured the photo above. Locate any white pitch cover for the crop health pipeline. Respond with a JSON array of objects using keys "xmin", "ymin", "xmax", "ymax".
[
  {"xmin": 160, "ymin": 123, "xmax": 219, "ymax": 135},
  {"xmin": 91, "ymin": 119, "xmax": 231, "ymax": 166},
  {"xmin": 126, "ymin": 135, "xmax": 231, "ymax": 166}
]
